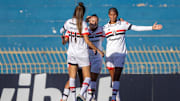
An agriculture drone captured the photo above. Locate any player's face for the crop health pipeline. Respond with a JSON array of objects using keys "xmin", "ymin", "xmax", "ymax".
[
  {"xmin": 108, "ymin": 11, "xmax": 117, "ymax": 23},
  {"xmin": 89, "ymin": 16, "xmax": 98, "ymax": 30}
]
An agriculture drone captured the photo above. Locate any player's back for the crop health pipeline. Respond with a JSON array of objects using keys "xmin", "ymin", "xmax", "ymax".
[{"xmin": 64, "ymin": 18, "xmax": 89, "ymax": 56}]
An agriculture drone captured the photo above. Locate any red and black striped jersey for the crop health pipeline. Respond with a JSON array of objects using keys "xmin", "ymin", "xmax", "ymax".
[
  {"xmin": 103, "ymin": 20, "xmax": 131, "ymax": 56},
  {"xmin": 63, "ymin": 18, "xmax": 89, "ymax": 57}
]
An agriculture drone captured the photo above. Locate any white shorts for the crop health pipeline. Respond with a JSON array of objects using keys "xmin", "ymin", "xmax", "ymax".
[
  {"xmin": 89, "ymin": 55, "xmax": 102, "ymax": 74},
  {"xmin": 67, "ymin": 54, "xmax": 90, "ymax": 67},
  {"xmin": 106, "ymin": 54, "xmax": 126, "ymax": 70}
]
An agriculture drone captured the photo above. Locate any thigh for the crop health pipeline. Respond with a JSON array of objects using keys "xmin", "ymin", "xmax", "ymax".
[
  {"xmin": 90, "ymin": 56, "xmax": 102, "ymax": 74},
  {"xmin": 114, "ymin": 55, "xmax": 126, "ymax": 67},
  {"xmin": 77, "ymin": 56, "xmax": 90, "ymax": 67},
  {"xmin": 82, "ymin": 66, "xmax": 91, "ymax": 78},
  {"xmin": 67, "ymin": 55, "xmax": 77, "ymax": 65},
  {"xmin": 106, "ymin": 56, "xmax": 115, "ymax": 70},
  {"xmin": 109, "ymin": 69, "xmax": 115, "ymax": 81}
]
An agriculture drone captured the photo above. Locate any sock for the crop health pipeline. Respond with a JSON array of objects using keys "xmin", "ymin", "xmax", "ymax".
[
  {"xmin": 112, "ymin": 82, "xmax": 121, "ymax": 101},
  {"xmin": 69, "ymin": 78, "xmax": 76, "ymax": 101},
  {"xmin": 80, "ymin": 77, "xmax": 91, "ymax": 96},
  {"xmin": 112, "ymin": 81, "xmax": 119, "ymax": 100},
  {"xmin": 116, "ymin": 89, "xmax": 121, "ymax": 101},
  {"xmin": 83, "ymin": 89, "xmax": 87, "ymax": 99},
  {"xmin": 87, "ymin": 81, "xmax": 96, "ymax": 101},
  {"xmin": 62, "ymin": 88, "xmax": 70, "ymax": 100}
]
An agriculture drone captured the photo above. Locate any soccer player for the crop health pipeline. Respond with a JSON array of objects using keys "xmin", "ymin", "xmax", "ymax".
[
  {"xmin": 85, "ymin": 14, "xmax": 105, "ymax": 101},
  {"xmin": 60, "ymin": 14, "xmax": 105, "ymax": 101},
  {"xmin": 103, "ymin": 8, "xmax": 162, "ymax": 101},
  {"xmin": 61, "ymin": 2, "xmax": 104, "ymax": 101}
]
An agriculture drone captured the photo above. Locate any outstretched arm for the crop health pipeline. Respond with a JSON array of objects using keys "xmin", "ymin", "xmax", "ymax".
[{"xmin": 131, "ymin": 22, "xmax": 163, "ymax": 31}]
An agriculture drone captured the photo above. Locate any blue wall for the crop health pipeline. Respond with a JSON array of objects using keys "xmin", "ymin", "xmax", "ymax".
[{"xmin": 0, "ymin": 0, "xmax": 179, "ymax": 48}]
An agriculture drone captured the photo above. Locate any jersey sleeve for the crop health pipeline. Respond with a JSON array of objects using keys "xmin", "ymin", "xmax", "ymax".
[
  {"xmin": 100, "ymin": 29, "xmax": 105, "ymax": 42},
  {"xmin": 60, "ymin": 27, "xmax": 66, "ymax": 34},
  {"xmin": 60, "ymin": 20, "xmax": 68, "ymax": 34},
  {"xmin": 63, "ymin": 20, "xmax": 70, "ymax": 38},
  {"xmin": 82, "ymin": 21, "xmax": 90, "ymax": 35},
  {"xmin": 123, "ymin": 21, "xmax": 153, "ymax": 31},
  {"xmin": 122, "ymin": 21, "xmax": 132, "ymax": 30},
  {"xmin": 102, "ymin": 31, "xmax": 106, "ymax": 38},
  {"xmin": 100, "ymin": 26, "xmax": 106, "ymax": 38},
  {"xmin": 130, "ymin": 25, "xmax": 152, "ymax": 31},
  {"xmin": 63, "ymin": 20, "xmax": 69, "ymax": 31},
  {"xmin": 103, "ymin": 25, "xmax": 108, "ymax": 37}
]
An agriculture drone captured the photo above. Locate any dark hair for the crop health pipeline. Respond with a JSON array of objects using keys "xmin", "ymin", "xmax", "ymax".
[
  {"xmin": 108, "ymin": 7, "xmax": 118, "ymax": 16},
  {"xmin": 91, "ymin": 14, "xmax": 99, "ymax": 22},
  {"xmin": 73, "ymin": 2, "xmax": 86, "ymax": 35}
]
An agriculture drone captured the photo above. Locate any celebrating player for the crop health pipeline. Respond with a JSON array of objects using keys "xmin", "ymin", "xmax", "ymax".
[
  {"xmin": 103, "ymin": 7, "xmax": 162, "ymax": 101},
  {"xmin": 85, "ymin": 14, "xmax": 105, "ymax": 101},
  {"xmin": 61, "ymin": 2, "xmax": 104, "ymax": 101}
]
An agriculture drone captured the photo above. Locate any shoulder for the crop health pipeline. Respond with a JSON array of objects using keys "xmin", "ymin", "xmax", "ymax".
[
  {"xmin": 121, "ymin": 20, "xmax": 131, "ymax": 25},
  {"xmin": 97, "ymin": 26, "xmax": 103, "ymax": 32},
  {"xmin": 64, "ymin": 18, "xmax": 72, "ymax": 25},
  {"xmin": 97, "ymin": 26, "xmax": 103, "ymax": 30},
  {"xmin": 82, "ymin": 20, "xmax": 88, "ymax": 26},
  {"xmin": 82, "ymin": 21, "xmax": 88, "ymax": 31},
  {"xmin": 103, "ymin": 23, "xmax": 110, "ymax": 29},
  {"xmin": 66, "ymin": 18, "xmax": 72, "ymax": 22}
]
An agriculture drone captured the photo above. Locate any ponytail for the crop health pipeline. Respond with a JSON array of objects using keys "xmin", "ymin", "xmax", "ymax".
[{"xmin": 73, "ymin": 2, "xmax": 85, "ymax": 35}]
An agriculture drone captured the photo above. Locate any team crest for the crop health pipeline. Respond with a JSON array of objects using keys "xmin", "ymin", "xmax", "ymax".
[{"xmin": 113, "ymin": 30, "xmax": 116, "ymax": 35}]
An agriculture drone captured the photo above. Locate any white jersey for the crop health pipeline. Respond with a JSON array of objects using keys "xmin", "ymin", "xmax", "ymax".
[
  {"xmin": 63, "ymin": 18, "xmax": 90, "ymax": 66},
  {"xmin": 88, "ymin": 26, "xmax": 105, "ymax": 57},
  {"xmin": 103, "ymin": 21, "xmax": 131, "ymax": 57},
  {"xmin": 104, "ymin": 20, "xmax": 153, "ymax": 68}
]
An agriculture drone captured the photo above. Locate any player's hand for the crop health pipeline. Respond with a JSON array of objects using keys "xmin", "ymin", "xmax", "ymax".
[
  {"xmin": 92, "ymin": 49, "xmax": 97, "ymax": 55},
  {"xmin": 97, "ymin": 50, "xmax": 104, "ymax": 57},
  {"xmin": 61, "ymin": 35, "xmax": 65, "ymax": 45},
  {"xmin": 61, "ymin": 35, "xmax": 64, "ymax": 39},
  {"xmin": 152, "ymin": 22, "xmax": 163, "ymax": 30},
  {"xmin": 119, "ymin": 18, "xmax": 124, "ymax": 21},
  {"xmin": 85, "ymin": 16, "xmax": 91, "ymax": 22}
]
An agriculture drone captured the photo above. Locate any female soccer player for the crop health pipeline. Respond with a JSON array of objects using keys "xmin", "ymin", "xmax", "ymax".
[
  {"xmin": 85, "ymin": 14, "xmax": 105, "ymax": 101},
  {"xmin": 103, "ymin": 8, "xmax": 162, "ymax": 101},
  {"xmin": 60, "ymin": 14, "xmax": 105, "ymax": 101},
  {"xmin": 61, "ymin": 2, "xmax": 104, "ymax": 101}
]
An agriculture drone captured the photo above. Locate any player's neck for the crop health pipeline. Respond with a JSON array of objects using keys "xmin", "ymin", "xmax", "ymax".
[
  {"xmin": 110, "ymin": 20, "xmax": 117, "ymax": 24},
  {"xmin": 91, "ymin": 27, "xmax": 98, "ymax": 32}
]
